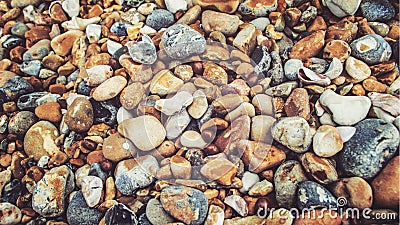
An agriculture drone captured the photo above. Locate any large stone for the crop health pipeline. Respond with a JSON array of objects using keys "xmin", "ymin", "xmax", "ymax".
[
  {"xmin": 65, "ymin": 97, "xmax": 94, "ymax": 132},
  {"xmin": 290, "ymin": 30, "xmax": 325, "ymax": 60},
  {"xmin": 51, "ymin": 30, "xmax": 84, "ymax": 56},
  {"xmin": 372, "ymin": 156, "xmax": 400, "ymax": 208},
  {"xmin": 324, "ymin": 0, "xmax": 362, "ymax": 17},
  {"xmin": 350, "ymin": 34, "xmax": 392, "ymax": 65},
  {"xmin": 201, "ymin": 10, "xmax": 240, "ymax": 36}
]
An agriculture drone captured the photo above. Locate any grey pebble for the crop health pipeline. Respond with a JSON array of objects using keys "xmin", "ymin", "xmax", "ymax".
[
  {"xmin": 67, "ymin": 191, "xmax": 104, "ymax": 225},
  {"xmin": 11, "ymin": 22, "xmax": 29, "ymax": 37},
  {"xmin": 146, "ymin": 9, "xmax": 174, "ymax": 31},
  {"xmin": 350, "ymin": 34, "xmax": 392, "ymax": 65},
  {"xmin": 19, "ymin": 60, "xmax": 42, "ymax": 76},
  {"xmin": 297, "ymin": 181, "xmax": 337, "ymax": 210},
  {"xmin": 360, "ymin": 0, "xmax": 395, "ymax": 22},
  {"xmin": 8, "ymin": 111, "xmax": 37, "ymax": 135}
]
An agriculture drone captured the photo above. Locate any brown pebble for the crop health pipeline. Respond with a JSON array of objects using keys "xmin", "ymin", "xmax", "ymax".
[
  {"xmin": 362, "ymin": 78, "xmax": 387, "ymax": 93},
  {"xmin": 352, "ymin": 84, "xmax": 366, "ymax": 96},
  {"xmin": 290, "ymin": 30, "xmax": 325, "ymax": 60},
  {"xmin": 34, "ymin": 102, "xmax": 62, "ymax": 123},
  {"xmin": 49, "ymin": 84, "xmax": 67, "ymax": 95},
  {"xmin": 372, "ymin": 156, "xmax": 399, "ymax": 208}
]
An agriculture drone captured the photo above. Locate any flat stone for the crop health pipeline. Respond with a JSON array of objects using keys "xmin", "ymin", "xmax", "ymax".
[
  {"xmin": 271, "ymin": 116, "xmax": 313, "ymax": 153},
  {"xmin": 118, "ymin": 115, "xmax": 166, "ymax": 151},
  {"xmin": 338, "ymin": 119, "xmax": 399, "ymax": 179},
  {"xmin": 201, "ymin": 10, "xmax": 240, "ymax": 36},
  {"xmin": 188, "ymin": 90, "xmax": 208, "ymax": 119},
  {"xmin": 165, "ymin": 109, "xmax": 191, "ymax": 139},
  {"xmin": 240, "ymin": 141, "xmax": 286, "ymax": 173},
  {"xmin": 85, "ymin": 65, "xmax": 113, "ymax": 86},
  {"xmin": 224, "ymin": 195, "xmax": 248, "ymax": 217},
  {"xmin": 65, "ymin": 97, "xmax": 94, "ymax": 132},
  {"xmin": 93, "ymin": 76, "xmax": 127, "ymax": 101},
  {"xmin": 368, "ymin": 92, "xmax": 400, "ymax": 117},
  {"xmin": 156, "ymin": 91, "xmax": 193, "ymax": 116},
  {"xmin": 119, "ymin": 82, "xmax": 145, "ymax": 110},
  {"xmin": 23, "ymin": 121, "xmax": 60, "ymax": 161},
  {"xmin": 160, "ymin": 185, "xmax": 208, "ymax": 225},
  {"xmin": 250, "ymin": 115, "xmax": 275, "ymax": 143},
  {"xmin": 284, "ymin": 88, "xmax": 310, "ymax": 120},
  {"xmin": 319, "ymin": 89, "xmax": 371, "ymax": 125},
  {"xmin": 23, "ymin": 39, "xmax": 51, "ymax": 61},
  {"xmin": 323, "ymin": 40, "xmax": 351, "ymax": 62},
  {"xmin": 203, "ymin": 62, "xmax": 228, "ymax": 85},
  {"xmin": 8, "ymin": 111, "xmax": 37, "ymax": 135},
  {"xmin": 34, "ymin": 102, "xmax": 62, "ymax": 123},
  {"xmin": 248, "ymin": 179, "xmax": 274, "ymax": 196},
  {"xmin": 180, "ymin": 130, "xmax": 208, "ymax": 148}
]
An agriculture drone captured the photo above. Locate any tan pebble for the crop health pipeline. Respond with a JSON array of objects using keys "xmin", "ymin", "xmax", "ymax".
[
  {"xmin": 352, "ymin": 83, "xmax": 366, "ymax": 96},
  {"xmin": 203, "ymin": 62, "xmax": 228, "ymax": 85},
  {"xmin": 200, "ymin": 157, "xmax": 238, "ymax": 185},
  {"xmin": 50, "ymin": 30, "xmax": 84, "ymax": 56},
  {"xmin": 34, "ymin": 102, "xmax": 62, "ymax": 123},
  {"xmin": 201, "ymin": 10, "xmax": 240, "ymax": 36},
  {"xmin": 119, "ymin": 82, "xmax": 145, "ymax": 110},
  {"xmin": 290, "ymin": 30, "xmax": 325, "ymax": 60},
  {"xmin": 331, "ymin": 177, "xmax": 372, "ymax": 209},
  {"xmin": 323, "ymin": 40, "xmax": 351, "ymax": 62},
  {"xmin": 105, "ymin": 177, "xmax": 116, "ymax": 201},
  {"xmin": 170, "ymin": 155, "xmax": 191, "ymax": 179},
  {"xmin": 102, "ymin": 133, "xmax": 136, "ymax": 162},
  {"xmin": 362, "ymin": 78, "xmax": 387, "ymax": 93}
]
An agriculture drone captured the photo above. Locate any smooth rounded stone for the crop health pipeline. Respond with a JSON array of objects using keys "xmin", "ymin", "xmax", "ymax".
[
  {"xmin": 32, "ymin": 165, "xmax": 75, "ymax": 217},
  {"xmin": 81, "ymin": 176, "xmax": 103, "ymax": 208},
  {"xmin": 19, "ymin": 60, "xmax": 42, "ymax": 77},
  {"xmin": 239, "ymin": 171, "xmax": 260, "ymax": 193},
  {"xmin": 93, "ymin": 76, "xmax": 127, "ymax": 101},
  {"xmin": 51, "ymin": 30, "xmax": 84, "ymax": 56},
  {"xmin": 35, "ymin": 102, "xmax": 62, "ymax": 123},
  {"xmin": 23, "ymin": 39, "xmax": 50, "ymax": 61},
  {"xmin": 350, "ymin": 34, "xmax": 392, "ymax": 65},
  {"xmin": 88, "ymin": 163, "xmax": 107, "ymax": 183},
  {"xmin": 85, "ymin": 65, "xmax": 113, "ymax": 86},
  {"xmin": 127, "ymin": 35, "xmax": 157, "ymax": 64},
  {"xmin": 138, "ymin": 3, "xmax": 157, "ymax": 15},
  {"xmin": 118, "ymin": 115, "xmax": 166, "ymax": 151},
  {"xmin": 324, "ymin": 0, "xmax": 361, "ymax": 17},
  {"xmin": 336, "ymin": 126, "xmax": 356, "ymax": 142},
  {"xmin": 105, "ymin": 203, "xmax": 138, "ymax": 225},
  {"xmin": 274, "ymin": 160, "xmax": 308, "ymax": 208},
  {"xmin": 360, "ymin": 0, "xmax": 395, "ymax": 22},
  {"xmin": 300, "ymin": 152, "xmax": 338, "ymax": 184},
  {"xmin": 119, "ymin": 82, "xmax": 145, "ymax": 110},
  {"xmin": 2, "ymin": 36, "xmax": 23, "ymax": 50},
  {"xmin": 114, "ymin": 156, "xmax": 159, "ymax": 195},
  {"xmin": 86, "ymin": 24, "xmax": 101, "ymax": 43},
  {"xmin": 368, "ymin": 22, "xmax": 390, "ymax": 36},
  {"xmin": 165, "ymin": 0, "xmax": 187, "ymax": 13},
  {"xmin": 146, "ymin": 9, "xmax": 174, "ymax": 31},
  {"xmin": 319, "ymin": 90, "xmax": 371, "ymax": 125},
  {"xmin": 331, "ymin": 177, "xmax": 373, "ymax": 209},
  {"xmin": 271, "ymin": 117, "xmax": 312, "ymax": 153},
  {"xmin": 284, "ymin": 59, "xmax": 302, "ymax": 80},
  {"xmin": 250, "ymin": 115, "xmax": 275, "ymax": 143},
  {"xmin": 146, "ymin": 198, "xmax": 175, "ymax": 225},
  {"xmin": 239, "ymin": 0, "xmax": 277, "ymax": 16},
  {"xmin": 368, "ymin": 92, "xmax": 400, "ymax": 117},
  {"xmin": 188, "ymin": 90, "xmax": 208, "ymax": 119},
  {"xmin": 67, "ymin": 191, "xmax": 104, "ymax": 225},
  {"xmin": 165, "ymin": 109, "xmax": 191, "ymax": 139},
  {"xmin": 23, "ymin": 121, "xmax": 60, "ymax": 161},
  {"xmin": 284, "ymin": 88, "xmax": 310, "ymax": 120},
  {"xmin": 103, "ymin": 133, "xmax": 136, "ymax": 162},
  {"xmin": 110, "ymin": 22, "xmax": 130, "ymax": 36},
  {"xmin": 252, "ymin": 46, "xmax": 271, "ymax": 77},
  {"xmin": 338, "ymin": 119, "xmax": 400, "ymax": 179},
  {"xmin": 252, "ymin": 94, "xmax": 274, "ymax": 115},
  {"xmin": 289, "ymin": 30, "xmax": 325, "ymax": 60},
  {"xmin": 250, "ymin": 17, "xmax": 270, "ymax": 31},
  {"xmin": 203, "ymin": 62, "xmax": 228, "ymax": 85},
  {"xmin": 90, "ymin": 99, "xmax": 118, "ymax": 126},
  {"xmin": 313, "ymin": 125, "xmax": 343, "ymax": 157},
  {"xmin": 150, "ymin": 70, "xmax": 184, "ymax": 95},
  {"xmin": 372, "ymin": 156, "xmax": 399, "ymax": 208},
  {"xmin": 75, "ymin": 165, "xmax": 90, "ymax": 188},
  {"xmin": 155, "ymin": 91, "xmax": 193, "ymax": 116},
  {"xmin": 0, "ymin": 203, "xmax": 22, "ymax": 225},
  {"xmin": 323, "ymin": 40, "xmax": 351, "ymax": 62},
  {"xmin": 1, "ymin": 76, "xmax": 34, "ymax": 100},
  {"xmin": 161, "ymin": 24, "xmax": 206, "ymax": 59},
  {"xmin": 180, "ymin": 130, "xmax": 208, "ymax": 148},
  {"xmin": 297, "ymin": 181, "xmax": 337, "ymax": 210},
  {"xmin": 7, "ymin": 111, "xmax": 37, "ymax": 135},
  {"xmin": 160, "ymin": 185, "xmax": 208, "ymax": 225},
  {"xmin": 248, "ymin": 179, "xmax": 274, "ymax": 196},
  {"xmin": 201, "ymin": 10, "xmax": 240, "ymax": 36},
  {"xmin": 264, "ymin": 81, "xmax": 298, "ymax": 97},
  {"xmin": 174, "ymin": 65, "xmax": 193, "ymax": 81},
  {"xmin": 11, "ymin": 22, "xmax": 29, "ymax": 37},
  {"xmin": 65, "ymin": 97, "xmax": 94, "ymax": 132}
]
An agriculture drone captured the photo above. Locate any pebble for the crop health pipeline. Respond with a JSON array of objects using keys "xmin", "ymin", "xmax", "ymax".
[
  {"xmin": 93, "ymin": 76, "xmax": 127, "ymax": 101},
  {"xmin": 2, "ymin": 36, "xmax": 23, "ymax": 50},
  {"xmin": 301, "ymin": 152, "xmax": 338, "ymax": 184},
  {"xmin": 274, "ymin": 160, "xmax": 308, "ymax": 208},
  {"xmin": 238, "ymin": 0, "xmax": 277, "ymax": 16},
  {"xmin": 23, "ymin": 39, "xmax": 50, "ymax": 61},
  {"xmin": 265, "ymin": 81, "xmax": 298, "ymax": 97},
  {"xmin": 336, "ymin": 126, "xmax": 356, "ymax": 142},
  {"xmin": 250, "ymin": 115, "xmax": 274, "ymax": 143},
  {"xmin": 284, "ymin": 59, "xmax": 302, "ymax": 80},
  {"xmin": 0, "ymin": 202, "xmax": 22, "ymax": 225},
  {"xmin": 248, "ymin": 179, "xmax": 274, "ymax": 196},
  {"xmin": 85, "ymin": 65, "xmax": 113, "ymax": 86},
  {"xmin": 86, "ymin": 24, "xmax": 102, "ymax": 43},
  {"xmin": 146, "ymin": 198, "xmax": 174, "ymax": 225},
  {"xmin": 165, "ymin": 109, "xmax": 191, "ymax": 139},
  {"xmin": 90, "ymin": 99, "xmax": 118, "ymax": 126},
  {"xmin": 233, "ymin": 25, "xmax": 257, "ymax": 56},
  {"xmin": 118, "ymin": 115, "xmax": 166, "ymax": 151},
  {"xmin": 224, "ymin": 195, "xmax": 248, "ymax": 217},
  {"xmin": 2, "ymin": 76, "xmax": 34, "ymax": 100},
  {"xmin": 324, "ymin": 0, "xmax": 362, "ymax": 17},
  {"xmin": 34, "ymin": 102, "xmax": 62, "ymax": 123},
  {"xmin": 284, "ymin": 88, "xmax": 310, "ymax": 120},
  {"xmin": 239, "ymin": 171, "xmax": 259, "ymax": 193},
  {"xmin": 19, "ymin": 60, "xmax": 42, "ymax": 76},
  {"xmin": 127, "ymin": 35, "xmax": 157, "ymax": 64},
  {"xmin": 114, "ymin": 156, "xmax": 159, "ymax": 195},
  {"xmin": 146, "ymin": 9, "xmax": 174, "ymax": 31},
  {"xmin": 181, "ymin": 130, "xmax": 208, "ymax": 148},
  {"xmin": 319, "ymin": 89, "xmax": 371, "ymax": 125},
  {"xmin": 372, "ymin": 156, "xmax": 399, "ymax": 208},
  {"xmin": 155, "ymin": 91, "xmax": 193, "ymax": 116},
  {"xmin": 313, "ymin": 125, "xmax": 343, "ymax": 157},
  {"xmin": 271, "ymin": 116, "xmax": 313, "ymax": 153},
  {"xmin": 266, "ymin": 208, "xmax": 293, "ymax": 225},
  {"xmin": 192, "ymin": 0, "xmax": 239, "ymax": 13},
  {"xmin": 160, "ymin": 185, "xmax": 208, "ymax": 225},
  {"xmin": 32, "ymin": 165, "xmax": 75, "ymax": 217},
  {"xmin": 240, "ymin": 141, "xmax": 286, "ymax": 173},
  {"xmin": 250, "ymin": 17, "xmax": 270, "ymax": 31},
  {"xmin": 67, "ymin": 191, "xmax": 104, "ymax": 225},
  {"xmin": 290, "ymin": 30, "xmax": 325, "ymax": 60},
  {"xmin": 368, "ymin": 22, "xmax": 390, "ymax": 36},
  {"xmin": 103, "ymin": 132, "xmax": 136, "ymax": 161},
  {"xmin": 267, "ymin": 51, "xmax": 284, "ymax": 85},
  {"xmin": 165, "ymin": 0, "xmax": 187, "ymax": 13},
  {"xmin": 50, "ymin": 30, "xmax": 84, "ymax": 56},
  {"xmin": 252, "ymin": 46, "xmax": 271, "ymax": 77},
  {"xmin": 161, "ymin": 24, "xmax": 206, "ymax": 59},
  {"xmin": 65, "ymin": 97, "xmax": 94, "ymax": 132},
  {"xmin": 338, "ymin": 119, "xmax": 400, "ymax": 179},
  {"xmin": 360, "ymin": 0, "xmax": 395, "ymax": 22},
  {"xmin": 368, "ymin": 92, "xmax": 400, "ymax": 117},
  {"xmin": 120, "ymin": 82, "xmax": 145, "ymax": 110},
  {"xmin": 188, "ymin": 90, "xmax": 208, "ymax": 119},
  {"xmin": 81, "ymin": 175, "xmax": 103, "ymax": 207},
  {"xmin": 331, "ymin": 177, "xmax": 373, "ymax": 209},
  {"xmin": 201, "ymin": 157, "xmax": 238, "ymax": 185},
  {"xmin": 23, "ymin": 121, "xmax": 60, "ymax": 161},
  {"xmin": 150, "ymin": 70, "xmax": 184, "ymax": 95},
  {"xmin": 297, "ymin": 181, "xmax": 337, "ymax": 210},
  {"xmin": 350, "ymin": 34, "xmax": 392, "ymax": 65},
  {"xmin": 203, "ymin": 62, "xmax": 228, "ymax": 85},
  {"xmin": 138, "ymin": 3, "xmax": 157, "ymax": 15},
  {"xmin": 323, "ymin": 40, "xmax": 351, "ymax": 62},
  {"xmin": 204, "ymin": 204, "xmax": 224, "ymax": 225},
  {"xmin": 8, "ymin": 111, "xmax": 37, "ymax": 135},
  {"xmin": 201, "ymin": 10, "xmax": 240, "ymax": 36}
]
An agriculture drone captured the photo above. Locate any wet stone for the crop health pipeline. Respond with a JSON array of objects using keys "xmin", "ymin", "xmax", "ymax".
[
  {"xmin": 161, "ymin": 24, "xmax": 206, "ymax": 59},
  {"xmin": 160, "ymin": 185, "xmax": 208, "ymax": 225},
  {"xmin": 338, "ymin": 119, "xmax": 400, "ymax": 179}
]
